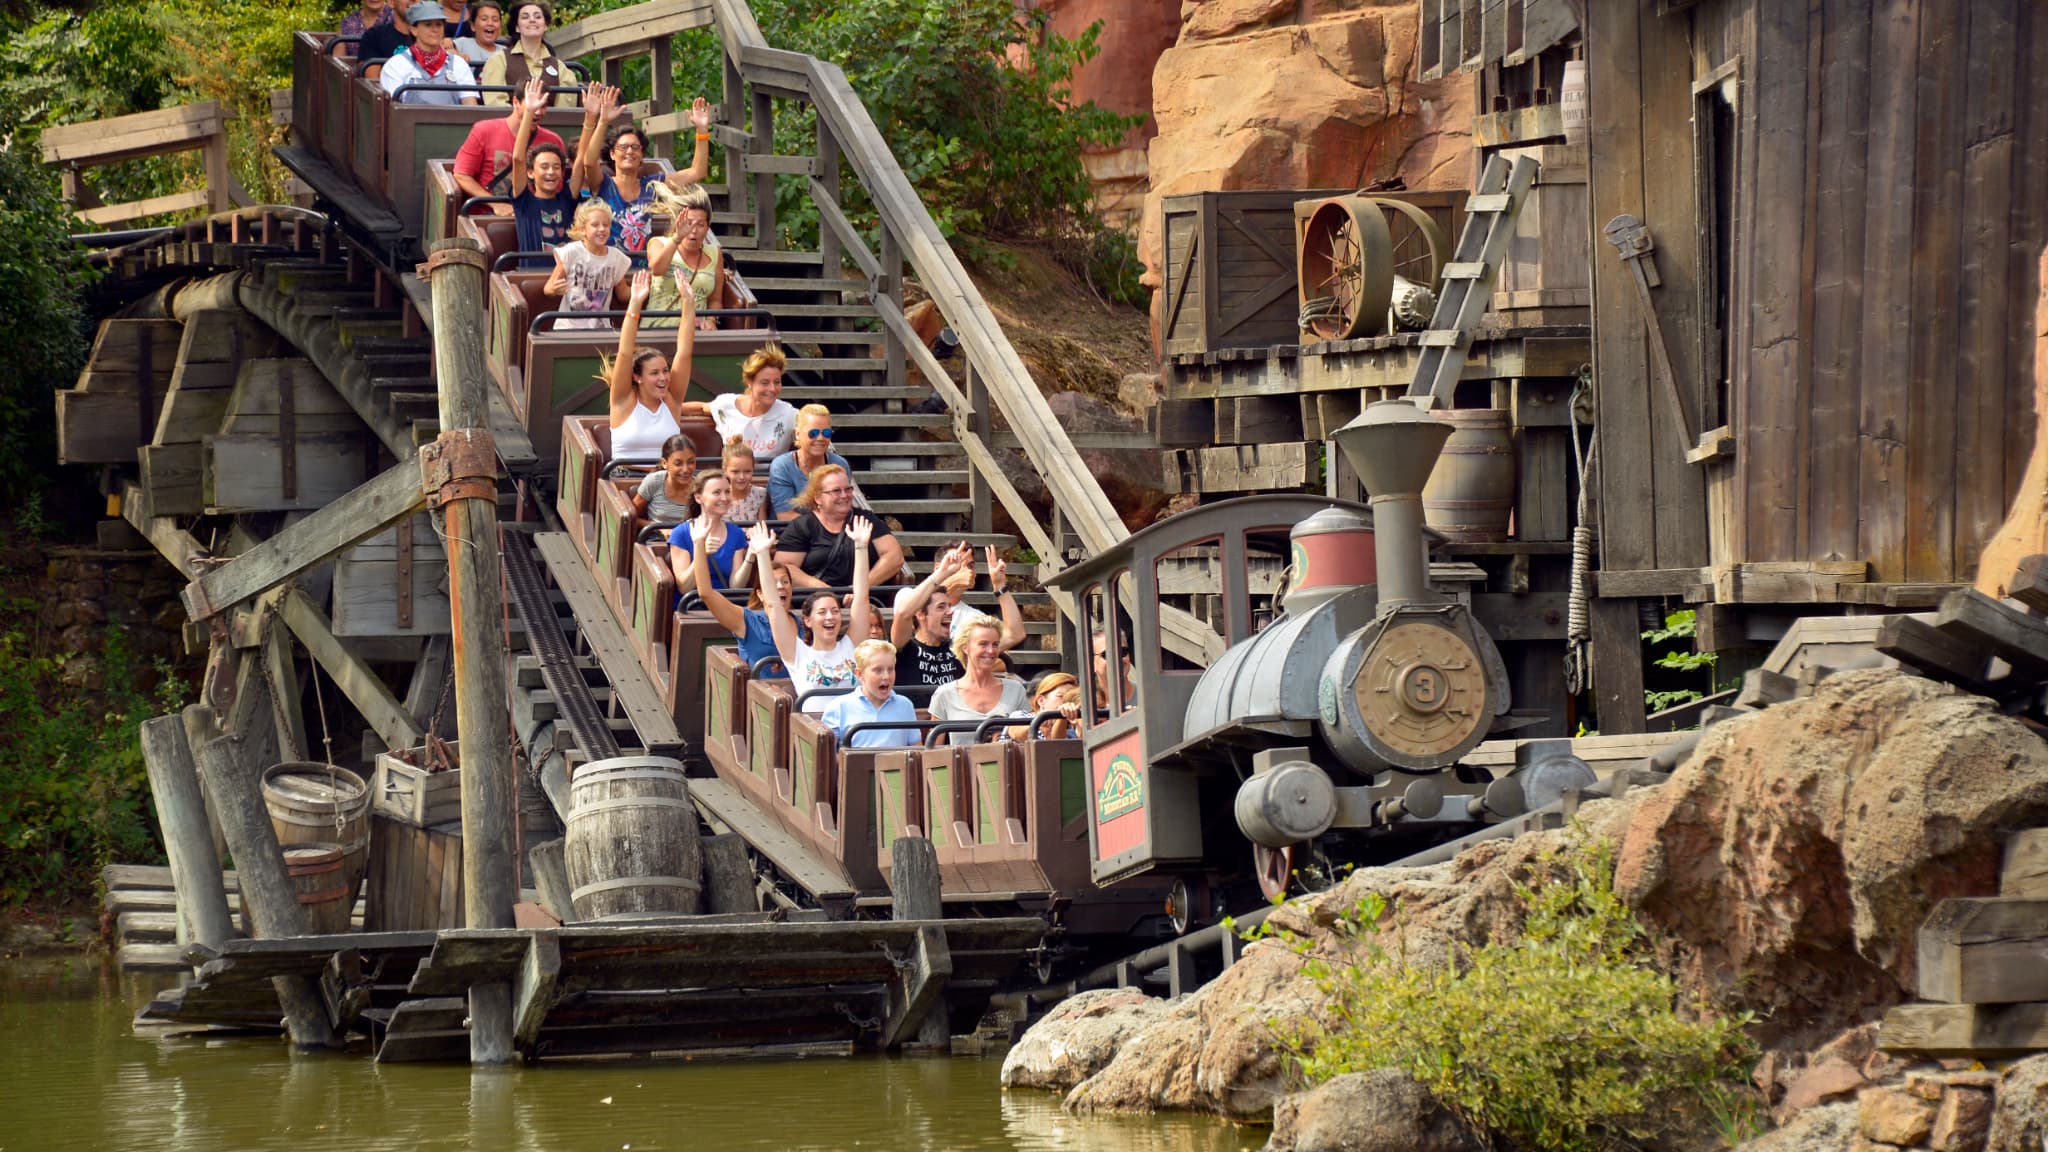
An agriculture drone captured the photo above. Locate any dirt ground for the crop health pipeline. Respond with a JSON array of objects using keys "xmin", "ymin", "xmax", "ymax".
[{"xmin": 945, "ymin": 241, "xmax": 1157, "ymax": 410}]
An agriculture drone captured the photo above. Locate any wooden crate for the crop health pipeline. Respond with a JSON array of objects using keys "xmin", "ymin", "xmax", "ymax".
[
  {"xmin": 372, "ymin": 742, "xmax": 461, "ymax": 828},
  {"xmin": 332, "ymin": 512, "xmax": 452, "ymax": 637},
  {"xmin": 1159, "ymin": 189, "xmax": 1351, "ymax": 356},
  {"xmin": 1489, "ymin": 142, "xmax": 1588, "ymax": 323},
  {"xmin": 363, "ymin": 814, "xmax": 464, "ymax": 932}
]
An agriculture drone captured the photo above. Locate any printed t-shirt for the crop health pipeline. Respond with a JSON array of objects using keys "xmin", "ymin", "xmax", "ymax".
[{"xmin": 553, "ymin": 241, "xmax": 629, "ymax": 328}]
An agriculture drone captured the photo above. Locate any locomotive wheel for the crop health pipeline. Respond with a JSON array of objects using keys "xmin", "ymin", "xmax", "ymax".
[
  {"xmin": 1254, "ymin": 844, "xmax": 1293, "ymax": 901},
  {"xmin": 1365, "ymin": 196, "xmax": 1450, "ymax": 292},
  {"xmin": 1297, "ymin": 196, "xmax": 1394, "ymax": 341}
]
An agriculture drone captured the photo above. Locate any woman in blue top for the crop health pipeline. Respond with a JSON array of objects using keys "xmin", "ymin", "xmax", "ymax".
[
  {"xmin": 576, "ymin": 86, "xmax": 712, "ymax": 268},
  {"xmin": 689, "ymin": 521, "xmax": 794, "ymax": 677},
  {"xmin": 667, "ymin": 471, "xmax": 747, "ymax": 590}
]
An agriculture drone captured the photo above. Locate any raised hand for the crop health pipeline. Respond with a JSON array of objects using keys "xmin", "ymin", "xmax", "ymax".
[
  {"xmin": 602, "ymin": 85, "xmax": 628, "ymax": 123},
  {"xmin": 745, "ymin": 520, "xmax": 776, "ymax": 555},
  {"xmin": 628, "ymin": 268, "xmax": 651, "ymax": 309},
  {"xmin": 581, "ymin": 81, "xmax": 604, "ymax": 123},
  {"xmin": 932, "ymin": 543, "xmax": 967, "ymax": 582},
  {"xmin": 984, "ymin": 545, "xmax": 1008, "ymax": 591},
  {"xmin": 847, "ymin": 514, "xmax": 874, "ymax": 550},
  {"xmin": 521, "ymin": 74, "xmax": 548, "ymax": 118},
  {"xmin": 689, "ymin": 96, "xmax": 712, "ymax": 130}
]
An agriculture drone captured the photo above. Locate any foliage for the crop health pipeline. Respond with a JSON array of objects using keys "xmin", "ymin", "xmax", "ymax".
[
  {"xmin": 0, "ymin": 144, "xmax": 93, "ymax": 504},
  {"xmin": 1643, "ymin": 608, "xmax": 1720, "ymax": 714},
  {"xmin": 0, "ymin": 597, "xmax": 188, "ymax": 909},
  {"xmin": 1257, "ymin": 841, "xmax": 1760, "ymax": 1152},
  {"xmin": 559, "ymin": 0, "xmax": 1139, "ymax": 263}
]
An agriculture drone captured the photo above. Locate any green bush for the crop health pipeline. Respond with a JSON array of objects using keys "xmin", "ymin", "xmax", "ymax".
[
  {"xmin": 1262, "ymin": 841, "xmax": 1761, "ymax": 1152},
  {"xmin": 0, "ymin": 607, "xmax": 186, "ymax": 910},
  {"xmin": 0, "ymin": 145, "xmax": 93, "ymax": 505}
]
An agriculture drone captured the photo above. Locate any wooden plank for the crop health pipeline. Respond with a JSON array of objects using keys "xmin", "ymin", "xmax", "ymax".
[
  {"xmin": 1807, "ymin": 0, "xmax": 1872, "ymax": 563},
  {"xmin": 276, "ymin": 586, "xmax": 424, "ymax": 753},
  {"xmin": 1857, "ymin": 0, "xmax": 1922, "ymax": 583},
  {"xmin": 1879, "ymin": 1001, "xmax": 2048, "ymax": 1055},
  {"xmin": 1918, "ymin": 896, "xmax": 2048, "ymax": 1003},
  {"xmin": 2011, "ymin": 555, "xmax": 2048, "ymax": 614},
  {"xmin": 2001, "ymin": 829, "xmax": 2048, "ymax": 898},
  {"xmin": 57, "ymin": 390, "xmax": 158, "ymax": 464},
  {"xmin": 1874, "ymin": 615, "xmax": 1998, "ymax": 696},
  {"xmin": 533, "ymin": 532, "xmax": 682, "ymax": 752},
  {"xmin": 204, "ymin": 434, "xmax": 370, "ymax": 513},
  {"xmin": 40, "ymin": 101, "xmax": 225, "ymax": 165},
  {"xmin": 1165, "ymin": 442, "xmax": 1312, "ymax": 495},
  {"xmin": 2005, "ymin": 0, "xmax": 2048, "ymax": 523},
  {"xmin": 1586, "ymin": 0, "xmax": 1656, "ymax": 573},
  {"xmin": 1588, "ymin": 595, "xmax": 1647, "ymax": 734},
  {"xmin": 181, "ymin": 459, "xmax": 424, "ymax": 620},
  {"xmin": 1740, "ymin": 0, "xmax": 1812, "ymax": 563},
  {"xmin": 75, "ymin": 189, "xmax": 212, "ymax": 227},
  {"xmin": 1595, "ymin": 568, "xmax": 1709, "ymax": 597},
  {"xmin": 687, "ymin": 775, "xmax": 854, "ymax": 902},
  {"xmin": 1954, "ymin": 0, "xmax": 2019, "ymax": 579},
  {"xmin": 1903, "ymin": 0, "xmax": 1967, "ymax": 583},
  {"xmin": 1935, "ymin": 589, "xmax": 2048, "ymax": 679},
  {"xmin": 511, "ymin": 931, "xmax": 560, "ymax": 1049}
]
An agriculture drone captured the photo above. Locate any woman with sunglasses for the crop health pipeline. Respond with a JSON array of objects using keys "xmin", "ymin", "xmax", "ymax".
[{"xmin": 769, "ymin": 405, "xmax": 866, "ymax": 519}]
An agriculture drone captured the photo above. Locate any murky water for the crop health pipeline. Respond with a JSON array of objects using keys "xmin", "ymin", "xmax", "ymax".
[{"xmin": 0, "ymin": 957, "xmax": 1261, "ymax": 1152}]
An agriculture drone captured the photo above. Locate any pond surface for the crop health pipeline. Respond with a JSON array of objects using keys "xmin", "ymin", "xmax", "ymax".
[{"xmin": 0, "ymin": 957, "xmax": 1261, "ymax": 1152}]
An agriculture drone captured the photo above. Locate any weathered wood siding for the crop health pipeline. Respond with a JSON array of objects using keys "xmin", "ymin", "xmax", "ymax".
[{"xmin": 1588, "ymin": 0, "xmax": 2048, "ymax": 585}]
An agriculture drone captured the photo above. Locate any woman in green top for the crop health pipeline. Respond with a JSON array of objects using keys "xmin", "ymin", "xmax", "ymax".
[{"xmin": 644, "ymin": 181, "xmax": 726, "ymax": 329}]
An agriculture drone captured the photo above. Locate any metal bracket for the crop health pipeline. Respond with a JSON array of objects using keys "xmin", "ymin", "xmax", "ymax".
[
  {"xmin": 418, "ymin": 427, "xmax": 501, "ymax": 509},
  {"xmin": 415, "ymin": 245, "xmax": 487, "ymax": 282},
  {"xmin": 203, "ymin": 615, "xmax": 238, "ymax": 715}
]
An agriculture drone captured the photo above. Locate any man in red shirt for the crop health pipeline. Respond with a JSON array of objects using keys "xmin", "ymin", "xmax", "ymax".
[{"xmin": 452, "ymin": 95, "xmax": 566, "ymax": 214}]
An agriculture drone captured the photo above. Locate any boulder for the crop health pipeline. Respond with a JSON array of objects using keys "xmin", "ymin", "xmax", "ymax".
[
  {"xmin": 1733, "ymin": 1103, "xmax": 1859, "ymax": 1152},
  {"xmin": 999, "ymin": 988, "xmax": 1172, "ymax": 1091},
  {"xmin": 1614, "ymin": 669, "xmax": 2048, "ymax": 1049},
  {"xmin": 1989, "ymin": 1055, "xmax": 2048, "ymax": 1152},
  {"xmin": 1264, "ymin": 1068, "xmax": 1484, "ymax": 1152},
  {"xmin": 1057, "ymin": 797, "xmax": 1641, "ymax": 1119},
  {"xmin": 1859, "ymin": 1085, "xmax": 1937, "ymax": 1147}
]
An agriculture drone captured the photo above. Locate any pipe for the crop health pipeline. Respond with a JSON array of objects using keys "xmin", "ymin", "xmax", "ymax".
[{"xmin": 1371, "ymin": 492, "xmax": 1431, "ymax": 607}]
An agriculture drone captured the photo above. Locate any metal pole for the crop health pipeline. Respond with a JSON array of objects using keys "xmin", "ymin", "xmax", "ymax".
[{"xmin": 425, "ymin": 237, "xmax": 517, "ymax": 1065}]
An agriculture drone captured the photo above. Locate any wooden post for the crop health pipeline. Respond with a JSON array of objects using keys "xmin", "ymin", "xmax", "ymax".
[
  {"xmin": 426, "ymin": 237, "xmax": 518, "ymax": 1066},
  {"xmin": 182, "ymin": 703, "xmax": 339, "ymax": 1049},
  {"xmin": 880, "ymin": 226, "xmax": 905, "ymax": 391},
  {"xmin": 701, "ymin": 832, "xmax": 756, "ymax": 915},
  {"xmin": 1588, "ymin": 596, "xmax": 1648, "ymax": 734},
  {"xmin": 528, "ymin": 838, "xmax": 574, "ymax": 922},
  {"xmin": 649, "ymin": 36, "xmax": 675, "ymax": 160},
  {"xmin": 965, "ymin": 363, "xmax": 992, "ymax": 536},
  {"xmin": 889, "ymin": 836, "xmax": 948, "ymax": 1047},
  {"xmin": 751, "ymin": 88, "xmax": 776, "ymax": 248},
  {"xmin": 138, "ymin": 715, "xmax": 234, "ymax": 955},
  {"xmin": 815, "ymin": 121, "xmax": 842, "ymax": 276}
]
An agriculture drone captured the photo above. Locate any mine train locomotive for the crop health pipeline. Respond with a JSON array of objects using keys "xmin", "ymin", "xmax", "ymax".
[{"xmin": 1056, "ymin": 398, "xmax": 1583, "ymax": 903}]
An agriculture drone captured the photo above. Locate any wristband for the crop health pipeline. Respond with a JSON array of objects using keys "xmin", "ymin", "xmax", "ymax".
[{"xmin": 696, "ymin": 131, "xmax": 711, "ymax": 140}]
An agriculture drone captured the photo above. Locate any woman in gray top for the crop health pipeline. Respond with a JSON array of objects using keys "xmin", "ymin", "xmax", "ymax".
[{"xmin": 928, "ymin": 616, "xmax": 1029, "ymax": 743}]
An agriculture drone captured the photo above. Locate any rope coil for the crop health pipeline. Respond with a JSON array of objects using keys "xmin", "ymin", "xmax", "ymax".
[{"xmin": 1565, "ymin": 369, "xmax": 1598, "ymax": 695}]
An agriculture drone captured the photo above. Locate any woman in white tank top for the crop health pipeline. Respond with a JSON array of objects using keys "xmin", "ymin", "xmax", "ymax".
[{"xmin": 608, "ymin": 270, "xmax": 692, "ymax": 462}]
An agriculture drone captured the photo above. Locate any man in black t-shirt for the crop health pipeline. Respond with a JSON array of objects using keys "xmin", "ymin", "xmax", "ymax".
[
  {"xmin": 889, "ymin": 542, "xmax": 1024, "ymax": 688},
  {"xmin": 358, "ymin": 5, "xmax": 413, "ymax": 73}
]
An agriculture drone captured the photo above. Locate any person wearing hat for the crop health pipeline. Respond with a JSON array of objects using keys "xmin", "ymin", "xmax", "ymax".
[
  {"xmin": 380, "ymin": 3, "xmax": 479, "ymax": 105},
  {"xmin": 889, "ymin": 542, "xmax": 1022, "ymax": 689}
]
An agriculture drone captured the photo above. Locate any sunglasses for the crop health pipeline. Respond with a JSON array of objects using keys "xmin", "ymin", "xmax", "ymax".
[{"xmin": 805, "ymin": 427, "xmax": 834, "ymax": 440}]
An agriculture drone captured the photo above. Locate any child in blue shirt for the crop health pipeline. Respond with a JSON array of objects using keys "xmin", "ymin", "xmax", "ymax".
[{"xmin": 819, "ymin": 639, "xmax": 920, "ymax": 749}]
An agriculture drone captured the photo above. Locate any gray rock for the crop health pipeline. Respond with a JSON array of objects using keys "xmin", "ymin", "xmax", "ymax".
[
  {"xmin": 1264, "ymin": 1069, "xmax": 1483, "ymax": 1152},
  {"xmin": 1734, "ymin": 1102, "xmax": 1858, "ymax": 1152},
  {"xmin": 1989, "ymin": 1054, "xmax": 2048, "ymax": 1152},
  {"xmin": 1000, "ymin": 988, "xmax": 1172, "ymax": 1092}
]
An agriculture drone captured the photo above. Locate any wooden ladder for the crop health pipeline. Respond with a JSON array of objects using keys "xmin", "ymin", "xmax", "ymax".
[{"xmin": 1404, "ymin": 151, "xmax": 1540, "ymax": 410}]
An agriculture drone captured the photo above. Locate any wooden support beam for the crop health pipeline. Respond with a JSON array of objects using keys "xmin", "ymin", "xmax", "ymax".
[
  {"xmin": 2002, "ymin": 830, "xmax": 2048, "ymax": 900},
  {"xmin": 1917, "ymin": 897, "xmax": 2048, "ymax": 1004},
  {"xmin": 180, "ymin": 458, "xmax": 424, "ymax": 621},
  {"xmin": 183, "ymin": 702, "xmax": 339, "ymax": 1049},
  {"xmin": 1880, "ymin": 1002, "xmax": 2048, "ymax": 1056},
  {"xmin": 428, "ymin": 237, "xmax": 518, "ymax": 1067},
  {"xmin": 886, "ymin": 836, "xmax": 948, "ymax": 1047},
  {"xmin": 2010, "ymin": 555, "xmax": 2048, "ymax": 615},
  {"xmin": 511, "ymin": 931, "xmax": 560, "ymax": 1052},
  {"xmin": 138, "ymin": 715, "xmax": 234, "ymax": 955},
  {"xmin": 276, "ymin": 586, "xmax": 423, "ymax": 752},
  {"xmin": 1588, "ymin": 596, "xmax": 1647, "ymax": 734},
  {"xmin": 1937, "ymin": 590, "xmax": 2048, "ymax": 679},
  {"xmin": 1875, "ymin": 616, "xmax": 1999, "ymax": 697}
]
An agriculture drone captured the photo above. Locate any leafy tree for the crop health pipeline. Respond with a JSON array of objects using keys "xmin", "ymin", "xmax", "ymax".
[{"xmin": 0, "ymin": 144, "xmax": 92, "ymax": 503}]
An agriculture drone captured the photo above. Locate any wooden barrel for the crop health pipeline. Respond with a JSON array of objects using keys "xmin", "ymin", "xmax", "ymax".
[
  {"xmin": 284, "ymin": 843, "xmax": 354, "ymax": 935},
  {"xmin": 262, "ymin": 762, "xmax": 371, "ymax": 898},
  {"xmin": 1422, "ymin": 408, "xmax": 1515, "ymax": 542},
  {"xmin": 564, "ymin": 756, "xmax": 702, "ymax": 920}
]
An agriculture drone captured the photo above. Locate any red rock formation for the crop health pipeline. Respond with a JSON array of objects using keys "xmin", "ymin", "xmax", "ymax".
[
  {"xmin": 1136, "ymin": 0, "xmax": 1474, "ymax": 349},
  {"xmin": 1025, "ymin": 0, "xmax": 1182, "ymax": 225}
]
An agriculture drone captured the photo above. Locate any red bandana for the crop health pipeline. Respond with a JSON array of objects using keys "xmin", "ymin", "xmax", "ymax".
[{"xmin": 412, "ymin": 44, "xmax": 449, "ymax": 77}]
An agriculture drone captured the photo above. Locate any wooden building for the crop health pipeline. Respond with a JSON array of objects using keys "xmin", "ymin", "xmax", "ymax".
[{"xmin": 1585, "ymin": 0, "xmax": 2048, "ymax": 634}]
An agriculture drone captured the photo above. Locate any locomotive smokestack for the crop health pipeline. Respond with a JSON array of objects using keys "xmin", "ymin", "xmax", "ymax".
[{"xmin": 1330, "ymin": 399, "xmax": 1453, "ymax": 610}]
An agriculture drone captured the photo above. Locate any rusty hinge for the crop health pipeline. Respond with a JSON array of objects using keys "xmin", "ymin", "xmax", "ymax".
[
  {"xmin": 396, "ymin": 514, "xmax": 414, "ymax": 630},
  {"xmin": 418, "ymin": 427, "xmax": 500, "ymax": 509},
  {"xmin": 415, "ymin": 245, "xmax": 487, "ymax": 282}
]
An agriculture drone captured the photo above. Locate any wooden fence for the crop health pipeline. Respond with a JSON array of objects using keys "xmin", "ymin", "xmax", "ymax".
[{"xmin": 40, "ymin": 101, "xmax": 253, "ymax": 229}]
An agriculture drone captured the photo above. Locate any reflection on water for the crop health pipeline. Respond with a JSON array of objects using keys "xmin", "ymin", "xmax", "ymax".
[{"xmin": 0, "ymin": 958, "xmax": 1262, "ymax": 1152}]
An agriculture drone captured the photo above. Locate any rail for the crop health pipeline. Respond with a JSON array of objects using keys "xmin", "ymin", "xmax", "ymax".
[{"xmin": 697, "ymin": 0, "xmax": 1219, "ymax": 662}]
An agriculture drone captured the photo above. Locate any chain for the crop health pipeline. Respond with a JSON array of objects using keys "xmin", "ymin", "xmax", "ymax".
[
  {"xmin": 307, "ymin": 636, "xmax": 343, "ymax": 837},
  {"xmin": 255, "ymin": 609, "xmax": 302, "ymax": 763}
]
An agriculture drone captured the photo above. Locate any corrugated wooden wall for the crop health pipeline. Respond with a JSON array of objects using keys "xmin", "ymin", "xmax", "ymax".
[{"xmin": 1588, "ymin": 0, "xmax": 2048, "ymax": 585}]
